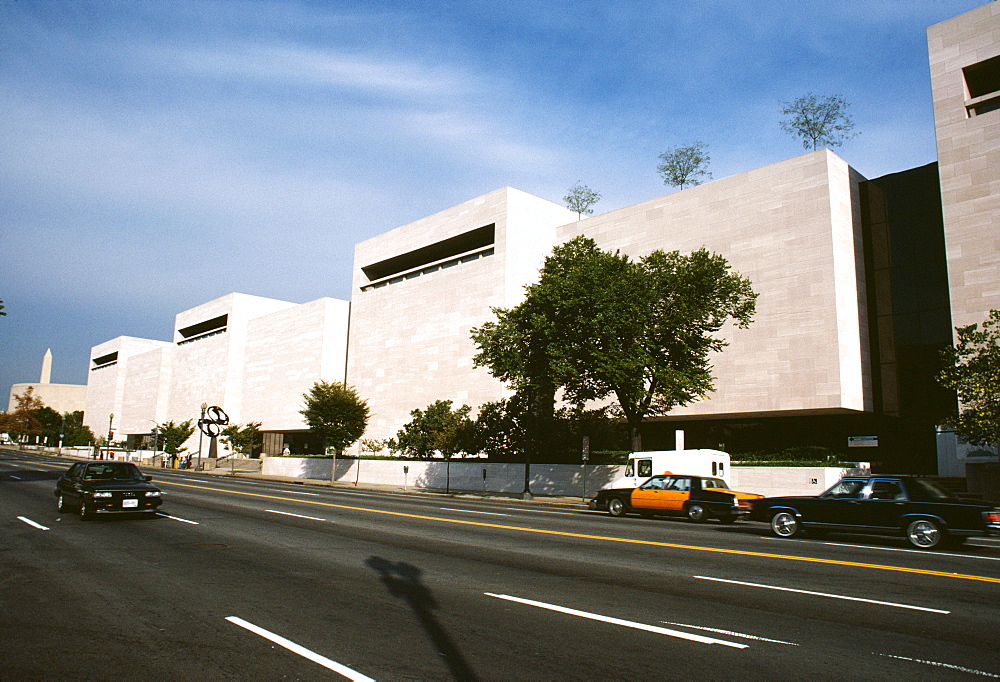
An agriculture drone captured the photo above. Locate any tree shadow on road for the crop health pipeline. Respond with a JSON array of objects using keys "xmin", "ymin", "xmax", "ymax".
[{"xmin": 366, "ymin": 556, "xmax": 479, "ymax": 681}]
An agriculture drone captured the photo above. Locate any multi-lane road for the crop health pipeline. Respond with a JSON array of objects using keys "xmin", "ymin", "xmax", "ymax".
[{"xmin": 3, "ymin": 448, "xmax": 999, "ymax": 680}]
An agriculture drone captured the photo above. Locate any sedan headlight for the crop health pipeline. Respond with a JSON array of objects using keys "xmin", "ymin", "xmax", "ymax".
[
  {"xmin": 145, "ymin": 491, "xmax": 161, "ymax": 497},
  {"xmin": 92, "ymin": 491, "xmax": 113, "ymax": 498}
]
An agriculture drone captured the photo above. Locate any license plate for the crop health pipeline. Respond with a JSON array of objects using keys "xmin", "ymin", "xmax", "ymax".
[{"xmin": 122, "ymin": 499, "xmax": 138, "ymax": 508}]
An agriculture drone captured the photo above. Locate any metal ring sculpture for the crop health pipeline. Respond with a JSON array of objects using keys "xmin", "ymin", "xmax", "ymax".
[{"xmin": 198, "ymin": 405, "xmax": 229, "ymax": 438}]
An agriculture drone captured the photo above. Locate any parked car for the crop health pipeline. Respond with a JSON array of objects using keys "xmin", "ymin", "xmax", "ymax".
[
  {"xmin": 590, "ymin": 474, "xmax": 763, "ymax": 523},
  {"xmin": 55, "ymin": 461, "xmax": 163, "ymax": 519},
  {"xmin": 750, "ymin": 475, "xmax": 1000, "ymax": 549}
]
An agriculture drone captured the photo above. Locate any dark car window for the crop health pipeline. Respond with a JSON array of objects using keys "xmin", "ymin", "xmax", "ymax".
[
  {"xmin": 84, "ymin": 463, "xmax": 144, "ymax": 481},
  {"xmin": 640, "ymin": 477, "xmax": 667, "ymax": 490},
  {"xmin": 702, "ymin": 478, "xmax": 727, "ymax": 489},
  {"xmin": 665, "ymin": 477, "xmax": 691, "ymax": 492},
  {"xmin": 905, "ymin": 478, "xmax": 959, "ymax": 502},
  {"xmin": 66, "ymin": 463, "xmax": 83, "ymax": 479},
  {"xmin": 822, "ymin": 479, "xmax": 866, "ymax": 499},
  {"xmin": 637, "ymin": 459, "xmax": 652, "ymax": 477},
  {"xmin": 870, "ymin": 480, "xmax": 906, "ymax": 501}
]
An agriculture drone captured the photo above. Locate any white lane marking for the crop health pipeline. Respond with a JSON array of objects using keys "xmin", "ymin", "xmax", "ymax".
[
  {"xmin": 760, "ymin": 535, "xmax": 1000, "ymax": 561},
  {"xmin": 226, "ymin": 616, "xmax": 374, "ymax": 681},
  {"xmin": 878, "ymin": 653, "xmax": 1000, "ymax": 678},
  {"xmin": 695, "ymin": 576, "xmax": 950, "ymax": 614},
  {"xmin": 180, "ymin": 477, "xmax": 206, "ymax": 482},
  {"xmin": 661, "ymin": 622, "xmax": 798, "ymax": 645},
  {"xmin": 17, "ymin": 516, "xmax": 49, "ymax": 531},
  {"xmin": 276, "ymin": 490, "xmax": 320, "ymax": 496},
  {"xmin": 9, "ymin": 475, "xmax": 22, "ymax": 480},
  {"xmin": 155, "ymin": 512, "xmax": 199, "ymax": 525},
  {"xmin": 818, "ymin": 541, "xmax": 1000, "ymax": 561},
  {"xmin": 499, "ymin": 507, "xmax": 577, "ymax": 516},
  {"xmin": 440, "ymin": 507, "xmax": 509, "ymax": 516},
  {"xmin": 485, "ymin": 593, "xmax": 747, "ymax": 648},
  {"xmin": 266, "ymin": 509, "xmax": 326, "ymax": 522}
]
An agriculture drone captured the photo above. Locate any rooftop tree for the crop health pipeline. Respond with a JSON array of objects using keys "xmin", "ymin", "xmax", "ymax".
[
  {"xmin": 657, "ymin": 142, "xmax": 712, "ymax": 190},
  {"xmin": 779, "ymin": 93, "xmax": 857, "ymax": 151},
  {"xmin": 563, "ymin": 183, "xmax": 602, "ymax": 219}
]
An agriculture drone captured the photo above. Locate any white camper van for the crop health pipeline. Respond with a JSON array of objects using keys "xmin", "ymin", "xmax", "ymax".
[{"xmin": 604, "ymin": 450, "xmax": 731, "ymax": 490}]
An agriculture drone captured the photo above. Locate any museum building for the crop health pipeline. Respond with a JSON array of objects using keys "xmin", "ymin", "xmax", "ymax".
[{"xmin": 80, "ymin": 4, "xmax": 999, "ymax": 476}]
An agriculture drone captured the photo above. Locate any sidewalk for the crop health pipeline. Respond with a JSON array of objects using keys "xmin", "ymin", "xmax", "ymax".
[
  {"xmin": 22, "ymin": 446, "xmax": 591, "ymax": 509},
  {"xmin": 197, "ymin": 467, "xmax": 591, "ymax": 509}
]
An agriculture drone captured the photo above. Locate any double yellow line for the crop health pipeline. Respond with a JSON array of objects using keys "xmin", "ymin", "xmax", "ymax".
[{"xmin": 161, "ymin": 479, "xmax": 1000, "ymax": 585}]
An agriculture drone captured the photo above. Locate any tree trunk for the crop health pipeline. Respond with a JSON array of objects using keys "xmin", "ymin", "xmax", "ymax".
[{"xmin": 629, "ymin": 422, "xmax": 643, "ymax": 453}]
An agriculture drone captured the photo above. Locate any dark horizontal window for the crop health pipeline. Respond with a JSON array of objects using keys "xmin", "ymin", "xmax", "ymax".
[
  {"xmin": 178, "ymin": 314, "xmax": 228, "ymax": 340},
  {"xmin": 361, "ymin": 224, "xmax": 494, "ymax": 282},
  {"xmin": 92, "ymin": 352, "xmax": 118, "ymax": 369}
]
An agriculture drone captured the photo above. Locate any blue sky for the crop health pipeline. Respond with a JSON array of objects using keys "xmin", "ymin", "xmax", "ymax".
[{"xmin": 0, "ymin": 0, "xmax": 988, "ymax": 397}]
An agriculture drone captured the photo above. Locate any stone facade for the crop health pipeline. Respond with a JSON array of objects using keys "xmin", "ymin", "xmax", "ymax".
[{"xmin": 928, "ymin": 2, "xmax": 1000, "ymax": 332}]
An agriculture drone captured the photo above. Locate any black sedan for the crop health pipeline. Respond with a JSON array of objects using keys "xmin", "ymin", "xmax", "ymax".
[
  {"xmin": 55, "ymin": 461, "xmax": 163, "ymax": 519},
  {"xmin": 750, "ymin": 476, "xmax": 1000, "ymax": 549}
]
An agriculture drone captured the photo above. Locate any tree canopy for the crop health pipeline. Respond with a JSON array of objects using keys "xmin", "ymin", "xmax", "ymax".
[
  {"xmin": 300, "ymin": 380, "xmax": 370, "ymax": 455},
  {"xmin": 657, "ymin": 142, "xmax": 711, "ymax": 189},
  {"xmin": 473, "ymin": 237, "xmax": 757, "ymax": 451},
  {"xmin": 0, "ymin": 387, "xmax": 44, "ymax": 441},
  {"xmin": 779, "ymin": 94, "xmax": 857, "ymax": 151},
  {"xmin": 938, "ymin": 309, "xmax": 1000, "ymax": 448},
  {"xmin": 391, "ymin": 400, "xmax": 478, "ymax": 459},
  {"xmin": 563, "ymin": 183, "xmax": 601, "ymax": 219},
  {"xmin": 155, "ymin": 420, "xmax": 195, "ymax": 456},
  {"xmin": 221, "ymin": 421, "xmax": 262, "ymax": 457}
]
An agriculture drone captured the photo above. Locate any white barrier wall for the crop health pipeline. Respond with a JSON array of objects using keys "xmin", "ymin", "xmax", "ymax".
[{"xmin": 261, "ymin": 456, "xmax": 869, "ymax": 499}]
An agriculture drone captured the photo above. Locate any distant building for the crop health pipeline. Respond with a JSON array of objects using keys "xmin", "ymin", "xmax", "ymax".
[
  {"xmin": 75, "ymin": 4, "xmax": 998, "ymax": 473},
  {"xmin": 8, "ymin": 349, "xmax": 86, "ymax": 415}
]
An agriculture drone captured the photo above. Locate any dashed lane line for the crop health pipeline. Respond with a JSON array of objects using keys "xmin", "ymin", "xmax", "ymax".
[
  {"xmin": 695, "ymin": 576, "xmax": 951, "ymax": 614},
  {"xmin": 226, "ymin": 616, "xmax": 374, "ymax": 681},
  {"xmin": 485, "ymin": 593, "xmax": 747, "ymax": 648}
]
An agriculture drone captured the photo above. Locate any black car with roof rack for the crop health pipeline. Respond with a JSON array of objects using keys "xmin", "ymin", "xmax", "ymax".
[{"xmin": 750, "ymin": 475, "xmax": 1000, "ymax": 549}]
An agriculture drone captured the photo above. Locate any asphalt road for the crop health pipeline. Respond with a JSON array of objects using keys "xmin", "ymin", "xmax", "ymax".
[{"xmin": 3, "ymin": 449, "xmax": 999, "ymax": 680}]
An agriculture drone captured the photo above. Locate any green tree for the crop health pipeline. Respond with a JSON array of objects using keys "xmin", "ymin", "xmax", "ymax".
[
  {"xmin": 300, "ymin": 381, "xmax": 369, "ymax": 455},
  {"xmin": 473, "ymin": 237, "xmax": 757, "ymax": 451},
  {"xmin": 0, "ymin": 387, "xmax": 44, "ymax": 442},
  {"xmin": 392, "ymin": 400, "xmax": 478, "ymax": 459},
  {"xmin": 220, "ymin": 421, "xmax": 262, "ymax": 457},
  {"xmin": 35, "ymin": 405, "xmax": 63, "ymax": 445},
  {"xmin": 779, "ymin": 94, "xmax": 857, "ymax": 151},
  {"xmin": 938, "ymin": 309, "xmax": 1000, "ymax": 447},
  {"xmin": 563, "ymin": 183, "xmax": 601, "ymax": 219},
  {"xmin": 156, "ymin": 420, "xmax": 196, "ymax": 457},
  {"xmin": 61, "ymin": 411, "xmax": 95, "ymax": 447},
  {"xmin": 657, "ymin": 141, "xmax": 711, "ymax": 189}
]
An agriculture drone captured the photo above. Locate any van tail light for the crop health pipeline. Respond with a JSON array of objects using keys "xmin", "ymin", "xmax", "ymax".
[{"xmin": 983, "ymin": 510, "xmax": 1000, "ymax": 525}]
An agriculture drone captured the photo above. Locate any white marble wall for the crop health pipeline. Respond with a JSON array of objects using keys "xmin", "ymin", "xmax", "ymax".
[
  {"xmin": 558, "ymin": 150, "xmax": 870, "ymax": 418},
  {"xmin": 929, "ymin": 3, "xmax": 1000, "ymax": 332}
]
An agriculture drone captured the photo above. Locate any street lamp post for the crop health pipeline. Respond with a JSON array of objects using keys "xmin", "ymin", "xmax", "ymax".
[
  {"xmin": 107, "ymin": 413, "xmax": 114, "ymax": 460},
  {"xmin": 196, "ymin": 403, "xmax": 207, "ymax": 471}
]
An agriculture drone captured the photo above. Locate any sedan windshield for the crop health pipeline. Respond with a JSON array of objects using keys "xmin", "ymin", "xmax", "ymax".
[{"xmin": 83, "ymin": 463, "xmax": 144, "ymax": 481}]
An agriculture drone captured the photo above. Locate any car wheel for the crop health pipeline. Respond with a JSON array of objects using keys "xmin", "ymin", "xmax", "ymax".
[
  {"xmin": 607, "ymin": 497, "xmax": 628, "ymax": 517},
  {"xmin": 57, "ymin": 494, "xmax": 70, "ymax": 513},
  {"xmin": 770, "ymin": 511, "xmax": 801, "ymax": 538},
  {"xmin": 79, "ymin": 500, "xmax": 91, "ymax": 521},
  {"xmin": 906, "ymin": 518, "xmax": 943, "ymax": 549},
  {"xmin": 686, "ymin": 503, "xmax": 707, "ymax": 522}
]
